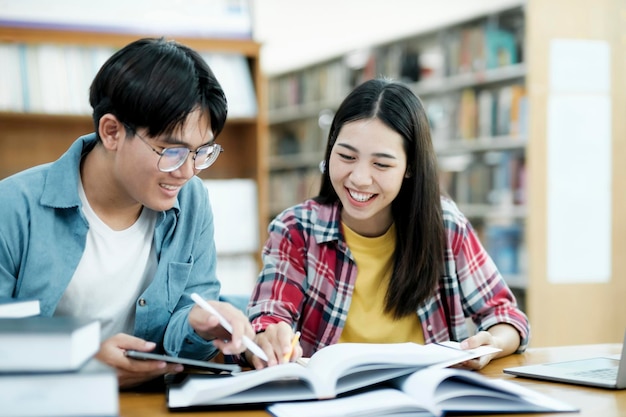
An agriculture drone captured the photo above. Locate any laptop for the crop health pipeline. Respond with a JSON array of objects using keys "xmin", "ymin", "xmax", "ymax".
[{"xmin": 503, "ymin": 331, "xmax": 626, "ymax": 389}]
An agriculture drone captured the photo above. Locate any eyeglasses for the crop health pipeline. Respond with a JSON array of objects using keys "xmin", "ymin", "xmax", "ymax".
[{"xmin": 134, "ymin": 131, "xmax": 223, "ymax": 172}]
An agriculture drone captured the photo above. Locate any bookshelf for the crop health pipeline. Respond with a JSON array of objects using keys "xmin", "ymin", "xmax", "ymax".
[
  {"xmin": 0, "ymin": 25, "xmax": 269, "ymax": 294},
  {"xmin": 267, "ymin": 0, "xmax": 626, "ymax": 347},
  {"xmin": 268, "ymin": 4, "xmax": 528, "ymax": 305}
]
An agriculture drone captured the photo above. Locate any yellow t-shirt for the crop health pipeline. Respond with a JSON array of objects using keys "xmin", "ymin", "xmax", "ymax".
[{"xmin": 338, "ymin": 222, "xmax": 424, "ymax": 345}]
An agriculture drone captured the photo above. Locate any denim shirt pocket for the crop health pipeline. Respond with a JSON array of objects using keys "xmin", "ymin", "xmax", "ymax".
[{"xmin": 166, "ymin": 260, "xmax": 193, "ymax": 313}]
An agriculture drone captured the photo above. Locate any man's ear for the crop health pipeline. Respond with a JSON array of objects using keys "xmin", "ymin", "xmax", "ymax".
[{"xmin": 98, "ymin": 114, "xmax": 125, "ymax": 151}]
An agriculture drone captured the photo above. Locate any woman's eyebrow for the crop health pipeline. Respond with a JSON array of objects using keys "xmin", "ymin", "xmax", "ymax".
[
  {"xmin": 336, "ymin": 143, "xmax": 397, "ymax": 159},
  {"xmin": 336, "ymin": 142, "xmax": 357, "ymax": 152},
  {"xmin": 372, "ymin": 152, "xmax": 397, "ymax": 159}
]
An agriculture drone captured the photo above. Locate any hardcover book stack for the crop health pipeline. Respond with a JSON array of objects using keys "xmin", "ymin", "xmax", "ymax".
[{"xmin": 0, "ymin": 305, "xmax": 118, "ymax": 417}]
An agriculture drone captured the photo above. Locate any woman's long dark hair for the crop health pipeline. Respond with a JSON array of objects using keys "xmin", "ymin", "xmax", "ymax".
[{"xmin": 315, "ymin": 78, "xmax": 445, "ymax": 318}]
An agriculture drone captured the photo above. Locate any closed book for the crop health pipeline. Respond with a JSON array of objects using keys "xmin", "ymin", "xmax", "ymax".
[
  {"xmin": 0, "ymin": 298, "xmax": 40, "ymax": 318},
  {"xmin": 0, "ymin": 316, "xmax": 100, "ymax": 372},
  {"xmin": 0, "ymin": 358, "xmax": 118, "ymax": 417}
]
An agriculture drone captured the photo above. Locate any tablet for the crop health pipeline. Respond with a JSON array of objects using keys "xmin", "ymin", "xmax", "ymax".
[{"xmin": 125, "ymin": 350, "xmax": 241, "ymax": 374}]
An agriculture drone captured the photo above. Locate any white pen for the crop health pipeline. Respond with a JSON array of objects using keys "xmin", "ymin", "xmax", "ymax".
[{"xmin": 190, "ymin": 293, "xmax": 269, "ymax": 362}]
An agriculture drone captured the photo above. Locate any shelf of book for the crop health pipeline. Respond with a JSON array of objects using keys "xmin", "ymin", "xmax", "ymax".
[
  {"xmin": 0, "ymin": 24, "xmax": 269, "ymax": 290},
  {"xmin": 269, "ymin": 152, "xmax": 326, "ymax": 171},
  {"xmin": 269, "ymin": 99, "xmax": 341, "ymax": 125},
  {"xmin": 412, "ymin": 62, "xmax": 526, "ymax": 96},
  {"xmin": 435, "ymin": 135, "xmax": 526, "ymax": 155},
  {"xmin": 267, "ymin": 64, "xmax": 525, "ymax": 124}
]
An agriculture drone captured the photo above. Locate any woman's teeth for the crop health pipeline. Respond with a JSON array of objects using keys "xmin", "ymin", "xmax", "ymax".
[{"xmin": 349, "ymin": 190, "xmax": 373, "ymax": 202}]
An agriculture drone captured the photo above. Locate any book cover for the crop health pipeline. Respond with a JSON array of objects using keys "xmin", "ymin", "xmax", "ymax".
[
  {"xmin": 0, "ymin": 316, "xmax": 100, "ymax": 372},
  {"xmin": 509, "ymin": 84, "xmax": 527, "ymax": 137},
  {"xmin": 496, "ymin": 85, "xmax": 513, "ymax": 135},
  {"xmin": 167, "ymin": 341, "xmax": 497, "ymax": 409},
  {"xmin": 0, "ymin": 44, "xmax": 24, "ymax": 112},
  {"xmin": 477, "ymin": 89, "xmax": 496, "ymax": 138},
  {"xmin": 0, "ymin": 297, "xmax": 40, "ymax": 318},
  {"xmin": 0, "ymin": 358, "xmax": 118, "ymax": 417},
  {"xmin": 457, "ymin": 88, "xmax": 477, "ymax": 140},
  {"xmin": 484, "ymin": 26, "xmax": 518, "ymax": 69}
]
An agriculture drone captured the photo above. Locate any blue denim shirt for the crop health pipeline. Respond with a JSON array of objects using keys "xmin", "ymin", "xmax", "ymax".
[{"xmin": 0, "ymin": 133, "xmax": 220, "ymax": 359}]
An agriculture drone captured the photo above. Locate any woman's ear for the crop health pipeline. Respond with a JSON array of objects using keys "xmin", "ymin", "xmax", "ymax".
[{"xmin": 98, "ymin": 114, "xmax": 125, "ymax": 151}]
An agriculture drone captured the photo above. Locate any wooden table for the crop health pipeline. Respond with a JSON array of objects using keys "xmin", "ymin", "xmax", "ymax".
[{"xmin": 119, "ymin": 343, "xmax": 625, "ymax": 416}]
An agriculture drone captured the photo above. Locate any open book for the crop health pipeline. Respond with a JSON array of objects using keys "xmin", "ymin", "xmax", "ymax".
[
  {"xmin": 167, "ymin": 341, "xmax": 500, "ymax": 409},
  {"xmin": 267, "ymin": 367, "xmax": 579, "ymax": 417}
]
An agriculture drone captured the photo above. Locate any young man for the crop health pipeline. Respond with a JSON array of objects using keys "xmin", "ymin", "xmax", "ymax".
[{"xmin": 0, "ymin": 38, "xmax": 255, "ymax": 388}]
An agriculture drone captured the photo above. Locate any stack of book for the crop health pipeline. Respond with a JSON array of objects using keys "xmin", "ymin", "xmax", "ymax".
[{"xmin": 0, "ymin": 314, "xmax": 119, "ymax": 417}]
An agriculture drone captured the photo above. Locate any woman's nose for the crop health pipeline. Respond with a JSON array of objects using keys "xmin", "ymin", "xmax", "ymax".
[{"xmin": 349, "ymin": 162, "xmax": 373, "ymax": 186}]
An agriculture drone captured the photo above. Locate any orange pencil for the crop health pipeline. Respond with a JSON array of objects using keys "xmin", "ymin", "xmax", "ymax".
[{"xmin": 283, "ymin": 331, "xmax": 301, "ymax": 362}]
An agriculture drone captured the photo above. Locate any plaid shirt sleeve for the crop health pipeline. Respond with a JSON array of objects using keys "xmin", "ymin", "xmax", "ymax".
[
  {"xmin": 248, "ymin": 208, "xmax": 309, "ymax": 329},
  {"xmin": 248, "ymin": 201, "xmax": 355, "ymax": 357},
  {"xmin": 423, "ymin": 197, "xmax": 530, "ymax": 352}
]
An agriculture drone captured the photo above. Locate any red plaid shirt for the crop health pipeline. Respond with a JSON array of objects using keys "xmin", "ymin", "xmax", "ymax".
[{"xmin": 248, "ymin": 197, "xmax": 530, "ymax": 357}]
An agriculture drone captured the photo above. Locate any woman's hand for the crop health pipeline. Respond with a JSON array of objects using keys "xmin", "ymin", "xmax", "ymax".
[
  {"xmin": 456, "ymin": 324, "xmax": 521, "ymax": 370},
  {"xmin": 95, "ymin": 333, "xmax": 183, "ymax": 389},
  {"xmin": 246, "ymin": 322, "xmax": 302, "ymax": 369}
]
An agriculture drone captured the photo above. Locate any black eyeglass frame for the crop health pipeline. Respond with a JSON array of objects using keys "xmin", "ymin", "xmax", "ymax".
[{"xmin": 133, "ymin": 130, "xmax": 223, "ymax": 173}]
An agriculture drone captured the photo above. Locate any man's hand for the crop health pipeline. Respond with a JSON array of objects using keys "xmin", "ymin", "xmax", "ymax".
[
  {"xmin": 95, "ymin": 333, "xmax": 183, "ymax": 389},
  {"xmin": 188, "ymin": 299, "xmax": 256, "ymax": 356}
]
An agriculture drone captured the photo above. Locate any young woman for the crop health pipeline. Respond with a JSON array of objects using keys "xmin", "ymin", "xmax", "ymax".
[{"xmin": 247, "ymin": 78, "xmax": 530, "ymax": 369}]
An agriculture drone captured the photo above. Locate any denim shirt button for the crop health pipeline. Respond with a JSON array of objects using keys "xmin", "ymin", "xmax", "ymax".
[{"xmin": 138, "ymin": 298, "xmax": 147, "ymax": 307}]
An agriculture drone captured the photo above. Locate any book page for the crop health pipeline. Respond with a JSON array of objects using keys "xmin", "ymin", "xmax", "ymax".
[
  {"xmin": 305, "ymin": 342, "xmax": 470, "ymax": 397},
  {"xmin": 168, "ymin": 342, "xmax": 480, "ymax": 408},
  {"xmin": 267, "ymin": 388, "xmax": 436, "ymax": 417},
  {"xmin": 431, "ymin": 341, "xmax": 502, "ymax": 368},
  {"xmin": 168, "ymin": 363, "xmax": 318, "ymax": 408},
  {"xmin": 396, "ymin": 368, "xmax": 578, "ymax": 413}
]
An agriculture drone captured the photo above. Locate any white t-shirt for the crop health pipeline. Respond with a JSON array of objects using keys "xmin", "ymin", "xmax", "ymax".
[{"xmin": 55, "ymin": 180, "xmax": 157, "ymax": 340}]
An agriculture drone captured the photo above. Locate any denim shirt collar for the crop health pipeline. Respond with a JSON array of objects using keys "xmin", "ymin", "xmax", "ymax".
[{"xmin": 40, "ymin": 133, "xmax": 181, "ymax": 222}]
